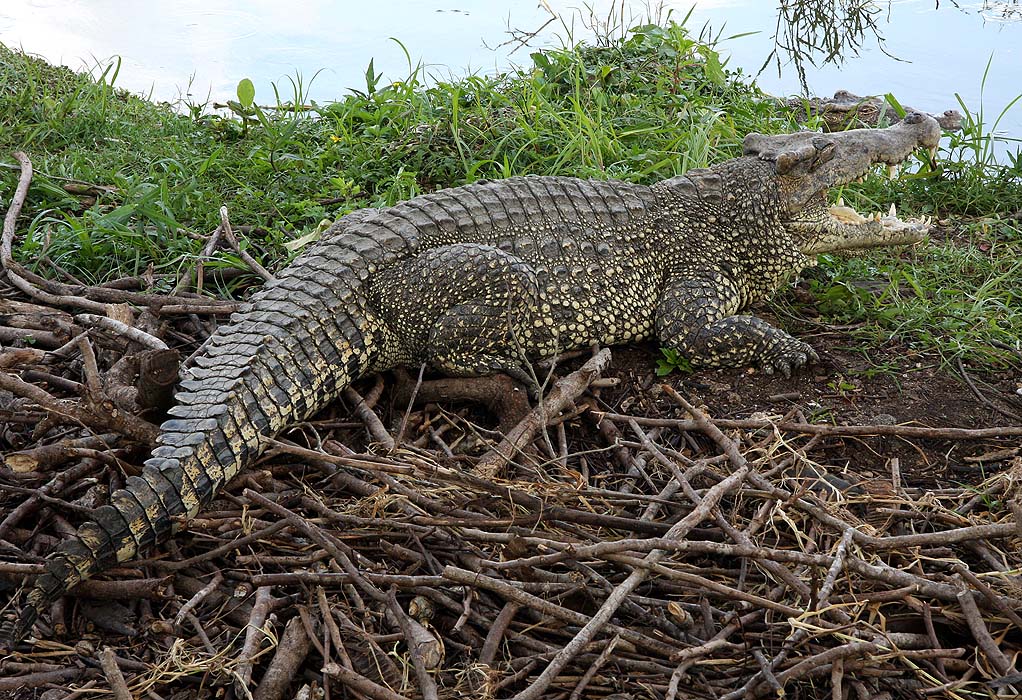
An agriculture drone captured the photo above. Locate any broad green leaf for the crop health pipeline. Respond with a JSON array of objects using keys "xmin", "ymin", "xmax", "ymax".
[{"xmin": 237, "ymin": 78, "xmax": 255, "ymax": 108}]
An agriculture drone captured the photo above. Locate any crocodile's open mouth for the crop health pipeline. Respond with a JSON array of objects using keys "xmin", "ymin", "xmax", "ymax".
[
  {"xmin": 826, "ymin": 199, "xmax": 932, "ymax": 233},
  {"xmin": 792, "ymin": 177, "xmax": 932, "ymax": 256},
  {"xmin": 825, "ymin": 151, "xmax": 933, "ymax": 233}
]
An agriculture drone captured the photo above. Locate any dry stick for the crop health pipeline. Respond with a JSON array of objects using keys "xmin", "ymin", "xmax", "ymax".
[
  {"xmin": 75, "ymin": 312, "xmax": 168, "ymax": 351},
  {"xmin": 957, "ymin": 476, "xmax": 1011, "ymax": 516},
  {"xmin": 98, "ymin": 647, "xmax": 133, "ymax": 700},
  {"xmin": 0, "ymin": 370, "xmax": 159, "ymax": 444},
  {"xmin": 75, "ymin": 333, "xmax": 103, "ymax": 396},
  {"xmin": 362, "ymin": 372, "xmax": 387, "ymax": 408},
  {"xmin": 0, "ymin": 562, "xmax": 45, "ymax": 575},
  {"xmin": 333, "ymin": 604, "xmax": 405, "ymax": 687},
  {"xmin": 3, "ymin": 447, "xmax": 121, "ymax": 480},
  {"xmin": 957, "ymin": 357, "xmax": 1022, "ymax": 422},
  {"xmin": 159, "ymin": 302, "xmax": 238, "ymax": 315},
  {"xmin": 173, "ymin": 572, "xmax": 224, "ymax": 627},
  {"xmin": 478, "ymin": 602, "xmax": 520, "ymax": 667},
  {"xmin": 579, "ymin": 391, "xmax": 646, "ymax": 493},
  {"xmin": 317, "ymin": 587, "xmax": 354, "ymax": 677},
  {"xmin": 0, "ymin": 345, "xmax": 47, "ymax": 369},
  {"xmin": 395, "ymin": 363, "xmax": 426, "ymax": 446},
  {"xmin": 0, "ymin": 667, "xmax": 91, "ymax": 691},
  {"xmin": 452, "ymin": 588, "xmax": 473, "ymax": 634},
  {"xmin": 322, "ymin": 663, "xmax": 411, "ymax": 700},
  {"xmin": 666, "ymin": 639, "xmax": 743, "ymax": 700},
  {"xmin": 219, "ymin": 205, "xmax": 275, "ymax": 283},
  {"xmin": 251, "ymin": 572, "xmax": 445, "ymax": 588},
  {"xmin": 774, "ymin": 642, "xmax": 880, "ymax": 686},
  {"xmin": 74, "ymin": 577, "xmax": 172, "ymax": 601},
  {"xmin": 243, "ymin": 489, "xmax": 388, "ymax": 605},
  {"xmin": 174, "ymin": 574, "xmax": 257, "ymax": 629},
  {"xmin": 0, "ymin": 326, "xmax": 62, "ymax": 347},
  {"xmin": 750, "ymin": 650, "xmax": 783, "ymax": 697},
  {"xmin": 728, "ymin": 530, "xmax": 855, "ymax": 700},
  {"xmin": 182, "ymin": 612, "xmax": 218, "ymax": 657},
  {"xmin": 253, "ymin": 614, "xmax": 314, "ymax": 700},
  {"xmin": 345, "ymin": 386, "xmax": 396, "ymax": 450},
  {"xmin": 831, "ymin": 657, "xmax": 844, "ymax": 700},
  {"xmin": 172, "ymin": 220, "xmax": 225, "ymax": 296},
  {"xmin": 953, "ymin": 564, "xmax": 1022, "ymax": 631},
  {"xmin": 4, "ymin": 433, "xmax": 122, "ymax": 473},
  {"xmin": 918, "ymin": 603, "xmax": 949, "ymax": 681},
  {"xmin": 161, "ymin": 520, "xmax": 290, "ymax": 570},
  {"xmin": 956, "ymin": 583, "xmax": 1016, "ymax": 679},
  {"xmin": 386, "ymin": 589, "xmax": 440, "ymax": 700},
  {"xmin": 510, "ymin": 397, "xmax": 751, "ymax": 700},
  {"xmin": 604, "ymin": 412, "xmax": 1022, "ymax": 440},
  {"xmin": 235, "ymin": 586, "xmax": 275, "ymax": 694},
  {"xmin": 442, "ymin": 566, "xmax": 678, "ymax": 658},
  {"xmin": 567, "ymin": 634, "xmax": 620, "ymax": 700},
  {"xmin": 475, "ymin": 347, "xmax": 612, "ymax": 477},
  {"xmin": 297, "ymin": 606, "xmax": 325, "ymax": 660},
  {"xmin": 263, "ymin": 438, "xmax": 412, "ymax": 475}
]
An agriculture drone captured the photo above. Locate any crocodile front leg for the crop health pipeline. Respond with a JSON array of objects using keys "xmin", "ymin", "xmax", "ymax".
[{"xmin": 655, "ymin": 272, "xmax": 818, "ymax": 377}]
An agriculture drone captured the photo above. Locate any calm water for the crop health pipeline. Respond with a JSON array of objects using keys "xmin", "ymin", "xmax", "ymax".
[{"xmin": 2, "ymin": 1, "xmax": 1020, "ymax": 150}]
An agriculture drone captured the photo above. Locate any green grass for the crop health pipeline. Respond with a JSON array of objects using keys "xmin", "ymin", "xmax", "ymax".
[
  {"xmin": 1, "ymin": 18, "xmax": 1020, "ymax": 373},
  {"xmin": 783, "ymin": 220, "xmax": 1022, "ymax": 371}
]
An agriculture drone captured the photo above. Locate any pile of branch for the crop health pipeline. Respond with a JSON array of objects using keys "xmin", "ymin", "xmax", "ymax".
[
  {"xmin": 4, "ymin": 339, "xmax": 1022, "ymax": 699},
  {"xmin": 2, "ymin": 151, "xmax": 1022, "ymax": 700}
]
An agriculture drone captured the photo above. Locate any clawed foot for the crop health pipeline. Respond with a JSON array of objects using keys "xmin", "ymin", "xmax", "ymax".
[
  {"xmin": 503, "ymin": 366, "xmax": 544, "ymax": 401},
  {"xmin": 760, "ymin": 339, "xmax": 819, "ymax": 378}
]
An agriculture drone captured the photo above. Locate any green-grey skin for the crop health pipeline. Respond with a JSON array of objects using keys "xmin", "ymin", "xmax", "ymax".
[{"xmin": 3, "ymin": 112, "xmax": 941, "ymax": 644}]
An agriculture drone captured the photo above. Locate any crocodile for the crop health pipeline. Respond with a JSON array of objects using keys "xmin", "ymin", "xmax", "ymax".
[
  {"xmin": 782, "ymin": 89, "xmax": 963, "ymax": 133},
  {"xmin": 4, "ymin": 112, "xmax": 941, "ymax": 644}
]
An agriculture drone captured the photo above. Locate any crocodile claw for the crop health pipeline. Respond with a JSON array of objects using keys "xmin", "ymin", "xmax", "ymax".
[{"xmin": 762, "ymin": 339, "xmax": 819, "ymax": 378}]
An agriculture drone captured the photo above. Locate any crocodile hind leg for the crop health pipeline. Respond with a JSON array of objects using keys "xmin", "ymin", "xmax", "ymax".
[
  {"xmin": 656, "ymin": 271, "xmax": 818, "ymax": 377},
  {"xmin": 368, "ymin": 243, "xmax": 542, "ymax": 386}
]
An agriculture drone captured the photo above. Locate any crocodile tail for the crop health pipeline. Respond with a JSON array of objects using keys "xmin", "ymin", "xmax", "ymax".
[{"xmin": 9, "ymin": 221, "xmax": 416, "ymax": 643}]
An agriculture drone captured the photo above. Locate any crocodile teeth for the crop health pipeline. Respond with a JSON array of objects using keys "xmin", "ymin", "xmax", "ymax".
[
  {"xmin": 887, "ymin": 165, "xmax": 898, "ymax": 180},
  {"xmin": 837, "ymin": 196, "xmax": 844, "ymax": 207},
  {"xmin": 828, "ymin": 204, "xmax": 867, "ymax": 224},
  {"xmin": 889, "ymin": 203, "xmax": 897, "ymax": 217}
]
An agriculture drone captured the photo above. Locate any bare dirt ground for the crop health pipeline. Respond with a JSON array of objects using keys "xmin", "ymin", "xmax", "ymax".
[{"xmin": 607, "ymin": 338, "xmax": 1022, "ymax": 489}]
